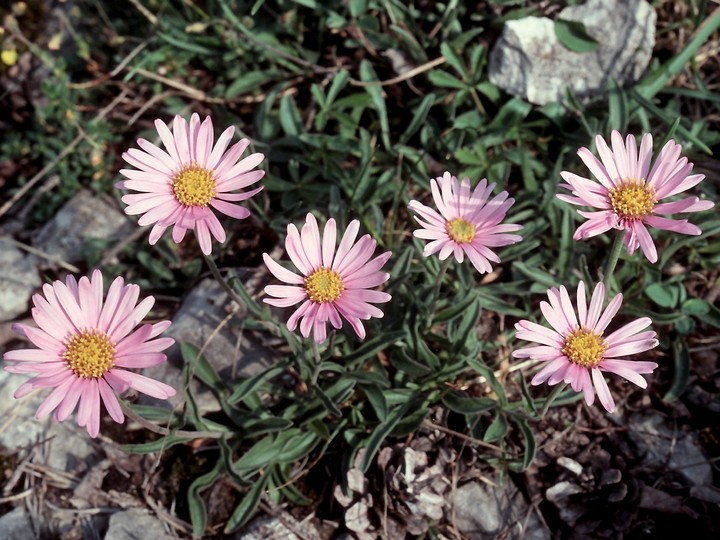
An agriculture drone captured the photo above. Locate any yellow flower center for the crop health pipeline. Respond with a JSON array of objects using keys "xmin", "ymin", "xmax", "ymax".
[
  {"xmin": 64, "ymin": 329, "xmax": 116, "ymax": 378},
  {"xmin": 608, "ymin": 179, "xmax": 656, "ymax": 220},
  {"xmin": 447, "ymin": 217, "xmax": 475, "ymax": 244},
  {"xmin": 562, "ymin": 327, "xmax": 607, "ymax": 368},
  {"xmin": 305, "ymin": 267, "xmax": 344, "ymax": 303},
  {"xmin": 172, "ymin": 164, "xmax": 216, "ymax": 207}
]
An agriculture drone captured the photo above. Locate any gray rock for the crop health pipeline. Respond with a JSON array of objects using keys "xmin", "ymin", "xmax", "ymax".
[
  {"xmin": 233, "ymin": 512, "xmax": 324, "ymax": 540},
  {"xmin": 33, "ymin": 190, "xmax": 133, "ymax": 263},
  {"xmin": 629, "ymin": 412, "xmax": 712, "ymax": 486},
  {"xmin": 0, "ymin": 368, "xmax": 96, "ymax": 472},
  {"xmin": 454, "ymin": 480, "xmax": 550, "ymax": 540},
  {"xmin": 104, "ymin": 509, "xmax": 171, "ymax": 540},
  {"xmin": 45, "ymin": 420, "xmax": 96, "ymax": 472},
  {"xmin": 141, "ymin": 272, "xmax": 276, "ymax": 413},
  {"xmin": 488, "ymin": 0, "xmax": 655, "ymax": 105},
  {"xmin": 0, "ymin": 507, "xmax": 37, "ymax": 540},
  {"xmin": 0, "ymin": 239, "xmax": 40, "ymax": 322},
  {"xmin": 0, "ymin": 367, "xmax": 47, "ymax": 450}
]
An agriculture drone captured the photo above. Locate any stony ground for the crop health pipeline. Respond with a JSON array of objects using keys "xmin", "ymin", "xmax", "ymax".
[
  {"xmin": 1, "ymin": 0, "xmax": 719, "ymax": 539},
  {"xmin": 1, "ymin": 204, "xmax": 719, "ymax": 538}
]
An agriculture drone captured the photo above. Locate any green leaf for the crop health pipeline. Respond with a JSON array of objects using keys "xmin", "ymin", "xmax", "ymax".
[
  {"xmin": 136, "ymin": 251, "xmax": 174, "ymax": 281},
  {"xmin": 391, "ymin": 349, "xmax": 432, "ymax": 377},
  {"xmin": 483, "ymin": 413, "xmax": 509, "ymax": 443},
  {"xmin": 343, "ymin": 330, "xmax": 405, "ymax": 365},
  {"xmin": 229, "ymin": 360, "xmax": 290, "ymax": 404},
  {"xmin": 233, "ymin": 436, "xmax": 282, "ymax": 472},
  {"xmin": 681, "ymin": 298, "xmax": 710, "ymax": 316},
  {"xmin": 434, "ymin": 294, "xmax": 481, "ymax": 324},
  {"xmin": 344, "ymin": 370, "xmax": 391, "ymax": 388},
  {"xmin": 124, "ymin": 403, "xmax": 178, "ymax": 423},
  {"xmin": 359, "ymin": 395, "xmax": 417, "ymax": 472},
  {"xmin": 450, "ymin": 296, "xmax": 482, "ymax": 353},
  {"xmin": 157, "ymin": 31, "xmax": 215, "ymax": 55},
  {"xmin": 187, "ymin": 460, "xmax": 222, "ymax": 538},
  {"xmin": 279, "ymin": 94, "xmax": 303, "ymax": 136},
  {"xmin": 442, "ymin": 392, "xmax": 496, "ymax": 414},
  {"xmin": 427, "ymin": 70, "xmax": 467, "ymax": 89},
  {"xmin": 243, "ymin": 417, "xmax": 294, "ymax": 437},
  {"xmin": 180, "ymin": 342, "xmax": 225, "ymax": 394},
  {"xmin": 553, "ymin": 19, "xmax": 599, "ymax": 53},
  {"xmin": 636, "ymin": 8, "xmax": 720, "ymax": 99},
  {"xmin": 467, "ymin": 358, "xmax": 507, "ymax": 405},
  {"xmin": 401, "ymin": 93, "xmax": 436, "ymax": 144},
  {"xmin": 512, "ymin": 261, "xmax": 557, "ymax": 288},
  {"xmin": 271, "ymin": 466, "xmax": 313, "ymax": 506},
  {"xmin": 224, "ymin": 471, "xmax": 272, "ymax": 533},
  {"xmin": 645, "ymin": 283, "xmax": 679, "ymax": 309},
  {"xmin": 440, "ymin": 42, "xmax": 467, "ymax": 79},
  {"xmin": 316, "ymin": 385, "xmax": 343, "ymax": 417},
  {"xmin": 226, "ymin": 70, "xmax": 275, "ymax": 99},
  {"xmin": 607, "ymin": 78, "xmax": 628, "ymax": 132},
  {"xmin": 276, "ymin": 431, "xmax": 320, "ymax": 462},
  {"xmin": 392, "ymin": 406, "xmax": 430, "ymax": 437},
  {"xmin": 629, "ymin": 89, "xmax": 712, "ymax": 154},
  {"xmin": 664, "ymin": 337, "xmax": 690, "ymax": 401},
  {"xmin": 327, "ymin": 70, "xmax": 350, "ymax": 105},
  {"xmin": 359, "ymin": 60, "xmax": 391, "ymax": 149},
  {"xmin": 514, "ymin": 418, "xmax": 537, "ymax": 471},
  {"xmin": 362, "ymin": 384, "xmax": 389, "ymax": 422},
  {"xmin": 120, "ymin": 434, "xmax": 193, "ymax": 454}
]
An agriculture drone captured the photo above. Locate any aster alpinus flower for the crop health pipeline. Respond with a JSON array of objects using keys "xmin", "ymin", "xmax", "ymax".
[
  {"xmin": 513, "ymin": 281, "xmax": 658, "ymax": 413},
  {"xmin": 118, "ymin": 113, "xmax": 265, "ymax": 255},
  {"xmin": 558, "ymin": 131, "xmax": 714, "ymax": 263},
  {"xmin": 263, "ymin": 213, "xmax": 392, "ymax": 343},
  {"xmin": 3, "ymin": 270, "xmax": 176, "ymax": 437},
  {"xmin": 408, "ymin": 172, "xmax": 522, "ymax": 274}
]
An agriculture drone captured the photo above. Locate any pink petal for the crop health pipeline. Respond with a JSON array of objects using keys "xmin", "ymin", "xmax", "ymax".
[
  {"xmin": 531, "ymin": 357, "xmax": 569, "ymax": 385},
  {"xmin": 108, "ymin": 369, "xmax": 176, "ymax": 399},
  {"xmin": 35, "ymin": 376, "xmax": 76, "ymax": 419},
  {"xmin": 207, "ymin": 125, "xmax": 235, "ymax": 170},
  {"xmin": 55, "ymin": 376, "xmax": 84, "ymax": 421},
  {"xmin": 591, "ymin": 368, "xmax": 615, "ymax": 413},
  {"xmin": 263, "ymin": 254, "xmax": 304, "ymax": 284},
  {"xmin": 209, "ymin": 199, "xmax": 251, "ymax": 220},
  {"xmin": 322, "ymin": 218, "xmax": 337, "ymax": 268},
  {"xmin": 196, "ymin": 219, "xmax": 213, "ymax": 255},
  {"xmin": 286, "ymin": 223, "xmax": 314, "ymax": 275},
  {"xmin": 595, "ymin": 292, "xmax": 623, "ymax": 334}
]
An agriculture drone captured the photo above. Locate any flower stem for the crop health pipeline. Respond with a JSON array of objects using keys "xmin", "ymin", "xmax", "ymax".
[
  {"xmin": 203, "ymin": 253, "xmax": 247, "ymax": 310},
  {"xmin": 430, "ymin": 257, "xmax": 450, "ymax": 312},
  {"xmin": 310, "ymin": 339, "xmax": 322, "ymax": 386},
  {"xmin": 602, "ymin": 230, "xmax": 625, "ymax": 292},
  {"xmin": 539, "ymin": 383, "xmax": 567, "ymax": 418},
  {"xmin": 427, "ymin": 258, "xmax": 451, "ymax": 326},
  {"xmin": 121, "ymin": 401, "xmax": 227, "ymax": 439}
]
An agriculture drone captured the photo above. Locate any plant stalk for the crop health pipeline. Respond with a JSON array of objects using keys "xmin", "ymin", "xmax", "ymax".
[{"xmin": 602, "ymin": 230, "xmax": 625, "ymax": 292}]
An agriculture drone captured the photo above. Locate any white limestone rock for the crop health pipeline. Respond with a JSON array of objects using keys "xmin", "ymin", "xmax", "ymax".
[
  {"xmin": 0, "ymin": 507, "xmax": 37, "ymax": 540},
  {"xmin": 629, "ymin": 412, "xmax": 712, "ymax": 486},
  {"xmin": 488, "ymin": 0, "xmax": 656, "ymax": 105},
  {"xmin": 0, "ymin": 239, "xmax": 40, "ymax": 322},
  {"xmin": 33, "ymin": 190, "xmax": 133, "ymax": 263},
  {"xmin": 104, "ymin": 509, "xmax": 172, "ymax": 540},
  {"xmin": 454, "ymin": 480, "xmax": 550, "ymax": 539},
  {"xmin": 141, "ymin": 271, "xmax": 276, "ymax": 414}
]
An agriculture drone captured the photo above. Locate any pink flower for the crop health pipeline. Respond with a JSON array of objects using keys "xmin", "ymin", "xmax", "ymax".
[
  {"xmin": 512, "ymin": 281, "xmax": 658, "ymax": 413},
  {"xmin": 3, "ymin": 270, "xmax": 176, "ymax": 437},
  {"xmin": 117, "ymin": 113, "xmax": 265, "ymax": 255},
  {"xmin": 408, "ymin": 172, "xmax": 522, "ymax": 274},
  {"xmin": 263, "ymin": 213, "xmax": 392, "ymax": 343},
  {"xmin": 558, "ymin": 130, "xmax": 714, "ymax": 263}
]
